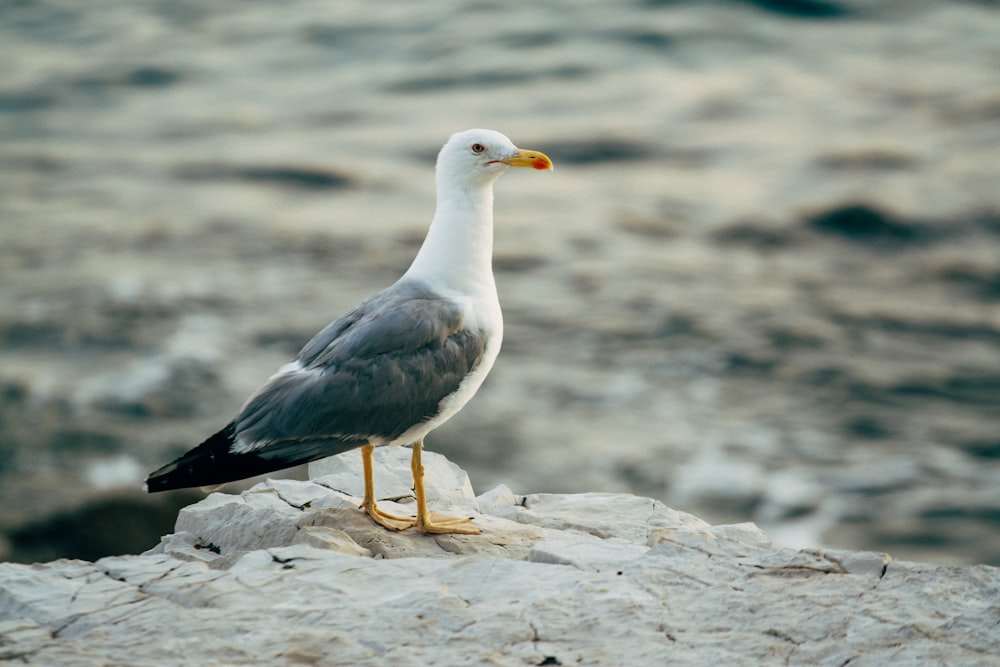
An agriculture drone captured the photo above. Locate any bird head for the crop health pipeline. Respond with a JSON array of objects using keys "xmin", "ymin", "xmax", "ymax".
[{"xmin": 436, "ymin": 129, "xmax": 553, "ymax": 188}]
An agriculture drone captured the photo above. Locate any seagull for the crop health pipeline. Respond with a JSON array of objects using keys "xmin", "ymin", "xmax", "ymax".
[{"xmin": 145, "ymin": 129, "xmax": 553, "ymax": 535}]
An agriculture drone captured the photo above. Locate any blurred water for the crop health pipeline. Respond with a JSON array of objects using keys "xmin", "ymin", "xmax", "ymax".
[{"xmin": 2, "ymin": 0, "xmax": 999, "ymax": 565}]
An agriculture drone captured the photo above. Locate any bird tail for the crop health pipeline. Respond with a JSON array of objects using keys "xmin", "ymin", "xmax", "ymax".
[{"xmin": 146, "ymin": 423, "xmax": 277, "ymax": 492}]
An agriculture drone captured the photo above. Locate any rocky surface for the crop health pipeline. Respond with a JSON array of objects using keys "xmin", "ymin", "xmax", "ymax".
[
  {"xmin": 1, "ymin": 449, "xmax": 998, "ymax": 666},
  {"xmin": 2, "ymin": 0, "xmax": 1000, "ymax": 566}
]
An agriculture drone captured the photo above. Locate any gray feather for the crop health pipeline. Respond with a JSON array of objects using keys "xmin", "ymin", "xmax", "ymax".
[{"xmin": 233, "ymin": 280, "xmax": 487, "ymax": 458}]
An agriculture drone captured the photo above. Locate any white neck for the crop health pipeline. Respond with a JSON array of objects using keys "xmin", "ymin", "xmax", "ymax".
[{"xmin": 402, "ymin": 178, "xmax": 497, "ymax": 296}]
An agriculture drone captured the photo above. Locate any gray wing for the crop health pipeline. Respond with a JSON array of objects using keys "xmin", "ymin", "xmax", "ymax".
[{"xmin": 231, "ymin": 281, "xmax": 488, "ymax": 460}]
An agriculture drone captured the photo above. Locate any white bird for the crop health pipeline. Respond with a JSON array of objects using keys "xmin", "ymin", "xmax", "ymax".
[{"xmin": 146, "ymin": 129, "xmax": 553, "ymax": 535}]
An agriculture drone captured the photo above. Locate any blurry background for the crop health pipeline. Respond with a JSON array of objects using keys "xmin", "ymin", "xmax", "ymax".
[{"xmin": 2, "ymin": 0, "xmax": 998, "ymax": 566}]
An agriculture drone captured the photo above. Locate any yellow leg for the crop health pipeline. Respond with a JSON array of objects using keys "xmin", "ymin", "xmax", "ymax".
[
  {"xmin": 360, "ymin": 444, "xmax": 415, "ymax": 531},
  {"xmin": 411, "ymin": 440, "xmax": 480, "ymax": 535}
]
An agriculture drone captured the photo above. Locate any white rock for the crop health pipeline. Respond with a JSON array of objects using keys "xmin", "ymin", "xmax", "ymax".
[
  {"xmin": 291, "ymin": 525, "xmax": 372, "ymax": 557},
  {"xmin": 1, "ymin": 450, "xmax": 997, "ymax": 667},
  {"xmin": 528, "ymin": 536, "xmax": 648, "ymax": 571}
]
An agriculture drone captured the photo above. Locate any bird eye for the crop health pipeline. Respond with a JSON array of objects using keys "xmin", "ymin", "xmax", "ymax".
[{"xmin": 470, "ymin": 143, "xmax": 486, "ymax": 154}]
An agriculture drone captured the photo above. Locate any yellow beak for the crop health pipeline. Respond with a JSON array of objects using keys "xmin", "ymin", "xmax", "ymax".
[{"xmin": 500, "ymin": 148, "xmax": 554, "ymax": 171}]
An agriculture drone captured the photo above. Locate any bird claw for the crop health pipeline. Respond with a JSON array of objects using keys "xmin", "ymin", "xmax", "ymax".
[
  {"xmin": 417, "ymin": 512, "xmax": 481, "ymax": 535},
  {"xmin": 362, "ymin": 502, "xmax": 416, "ymax": 532}
]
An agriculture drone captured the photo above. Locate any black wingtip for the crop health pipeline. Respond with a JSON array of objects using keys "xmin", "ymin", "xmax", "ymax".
[
  {"xmin": 146, "ymin": 424, "xmax": 364, "ymax": 493},
  {"xmin": 146, "ymin": 424, "xmax": 243, "ymax": 493}
]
